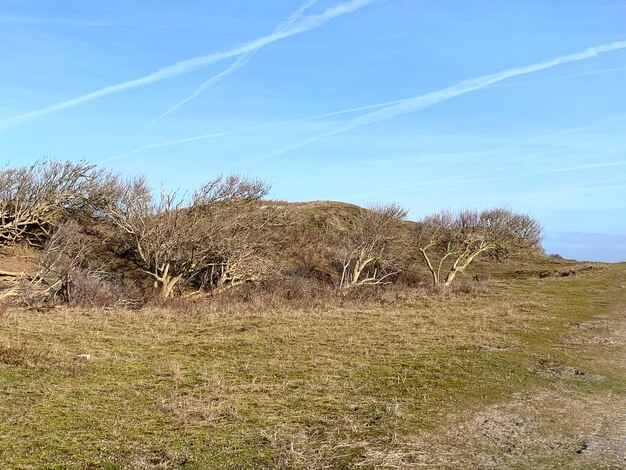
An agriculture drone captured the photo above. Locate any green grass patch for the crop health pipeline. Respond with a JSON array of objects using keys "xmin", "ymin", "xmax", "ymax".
[{"xmin": 0, "ymin": 264, "xmax": 624, "ymax": 468}]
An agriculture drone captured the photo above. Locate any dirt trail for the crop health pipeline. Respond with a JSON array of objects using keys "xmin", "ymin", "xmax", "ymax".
[
  {"xmin": 362, "ymin": 275, "xmax": 626, "ymax": 469},
  {"xmin": 436, "ymin": 291, "xmax": 625, "ymax": 468},
  {"xmin": 570, "ymin": 306, "xmax": 626, "ymax": 466}
]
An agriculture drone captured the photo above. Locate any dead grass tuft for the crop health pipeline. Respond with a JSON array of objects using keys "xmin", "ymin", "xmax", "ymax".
[
  {"xmin": 0, "ymin": 342, "xmax": 53, "ymax": 368},
  {"xmin": 0, "ymin": 263, "xmax": 622, "ymax": 467}
]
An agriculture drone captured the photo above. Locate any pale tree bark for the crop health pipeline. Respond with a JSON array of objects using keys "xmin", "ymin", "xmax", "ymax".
[
  {"xmin": 416, "ymin": 208, "xmax": 542, "ymax": 287},
  {"xmin": 0, "ymin": 159, "xmax": 119, "ymax": 247},
  {"xmin": 103, "ymin": 174, "xmax": 273, "ymax": 299},
  {"xmin": 0, "ymin": 270, "xmax": 25, "ymax": 278},
  {"xmin": 442, "ymin": 245, "xmax": 490, "ymax": 286},
  {"xmin": 419, "ymin": 245, "xmax": 439, "ymax": 286},
  {"xmin": 334, "ymin": 204, "xmax": 407, "ymax": 291},
  {"xmin": 143, "ymin": 262, "xmax": 184, "ymax": 299}
]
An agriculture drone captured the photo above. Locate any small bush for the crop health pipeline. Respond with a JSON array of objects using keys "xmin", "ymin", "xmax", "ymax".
[{"xmin": 65, "ymin": 269, "xmax": 142, "ymax": 309}]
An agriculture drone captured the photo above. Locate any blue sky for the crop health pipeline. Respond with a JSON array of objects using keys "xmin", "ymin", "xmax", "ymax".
[{"xmin": 1, "ymin": 0, "xmax": 625, "ymax": 261}]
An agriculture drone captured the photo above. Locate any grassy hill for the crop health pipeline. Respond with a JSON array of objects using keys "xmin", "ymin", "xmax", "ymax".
[
  {"xmin": 1, "ymin": 197, "xmax": 622, "ymax": 468},
  {"xmin": 0, "ymin": 197, "xmax": 599, "ymax": 300},
  {"xmin": 1, "ymin": 257, "xmax": 624, "ymax": 468},
  {"xmin": 75, "ymin": 200, "xmax": 572, "ymax": 288}
]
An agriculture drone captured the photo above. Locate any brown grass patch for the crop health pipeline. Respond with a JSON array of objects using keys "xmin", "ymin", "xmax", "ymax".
[
  {"xmin": 0, "ymin": 264, "xmax": 622, "ymax": 467},
  {"xmin": 0, "ymin": 342, "xmax": 53, "ymax": 368}
]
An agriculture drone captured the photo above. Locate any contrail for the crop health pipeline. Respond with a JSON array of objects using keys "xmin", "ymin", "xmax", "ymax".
[
  {"xmin": 138, "ymin": 0, "xmax": 320, "ymax": 136},
  {"xmin": 443, "ymin": 160, "xmax": 626, "ymax": 189},
  {"xmin": 106, "ymin": 41, "xmax": 626, "ymax": 163},
  {"xmin": 102, "ymin": 98, "xmax": 408, "ymax": 162},
  {"xmin": 361, "ymin": 160, "xmax": 626, "ymax": 199},
  {"xmin": 490, "ymin": 65, "xmax": 626, "ymax": 89},
  {"xmin": 0, "ymin": 0, "xmax": 374, "ymax": 130},
  {"xmin": 263, "ymin": 41, "xmax": 626, "ymax": 158}
]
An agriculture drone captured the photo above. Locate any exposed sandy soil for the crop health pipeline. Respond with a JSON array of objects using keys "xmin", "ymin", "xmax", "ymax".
[{"xmin": 362, "ymin": 292, "xmax": 626, "ymax": 469}]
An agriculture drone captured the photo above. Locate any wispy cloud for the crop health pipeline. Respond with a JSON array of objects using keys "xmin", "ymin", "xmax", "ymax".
[
  {"xmin": 490, "ymin": 65, "xmax": 626, "ymax": 89},
  {"xmin": 535, "ymin": 113, "xmax": 626, "ymax": 139},
  {"xmin": 103, "ymin": 98, "xmax": 406, "ymax": 162},
  {"xmin": 138, "ymin": 0, "xmax": 320, "ymax": 136},
  {"xmin": 263, "ymin": 41, "xmax": 626, "ymax": 158},
  {"xmin": 349, "ymin": 160, "xmax": 626, "ymax": 199},
  {"xmin": 104, "ymin": 40, "xmax": 626, "ymax": 164},
  {"xmin": 0, "ymin": 0, "xmax": 374, "ymax": 131},
  {"xmin": 422, "ymin": 160, "xmax": 626, "ymax": 192},
  {"xmin": 0, "ymin": 16, "xmax": 110, "ymax": 26}
]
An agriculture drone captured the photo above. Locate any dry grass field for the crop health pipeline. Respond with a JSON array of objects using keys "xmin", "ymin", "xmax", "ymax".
[{"xmin": 0, "ymin": 262, "xmax": 624, "ymax": 469}]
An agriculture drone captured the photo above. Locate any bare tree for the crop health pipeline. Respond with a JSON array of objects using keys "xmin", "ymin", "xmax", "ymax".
[
  {"xmin": 332, "ymin": 203, "xmax": 408, "ymax": 290},
  {"xmin": 0, "ymin": 221, "xmax": 132, "ymax": 307},
  {"xmin": 0, "ymin": 159, "xmax": 118, "ymax": 247},
  {"xmin": 14, "ymin": 222, "xmax": 88, "ymax": 305},
  {"xmin": 185, "ymin": 200, "xmax": 287, "ymax": 295},
  {"xmin": 189, "ymin": 177, "xmax": 281, "ymax": 293},
  {"xmin": 104, "ymin": 175, "xmax": 273, "ymax": 299},
  {"xmin": 416, "ymin": 208, "xmax": 542, "ymax": 286}
]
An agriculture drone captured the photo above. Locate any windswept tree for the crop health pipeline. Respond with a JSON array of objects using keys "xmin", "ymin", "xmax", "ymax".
[
  {"xmin": 415, "ymin": 208, "xmax": 542, "ymax": 286},
  {"xmin": 0, "ymin": 159, "xmax": 118, "ymax": 246},
  {"xmin": 104, "ymin": 174, "xmax": 273, "ymax": 299},
  {"xmin": 187, "ymin": 198, "xmax": 288, "ymax": 294},
  {"xmin": 332, "ymin": 203, "xmax": 408, "ymax": 290}
]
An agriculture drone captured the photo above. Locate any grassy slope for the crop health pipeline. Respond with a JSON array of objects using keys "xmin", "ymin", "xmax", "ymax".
[{"xmin": 0, "ymin": 263, "xmax": 624, "ymax": 468}]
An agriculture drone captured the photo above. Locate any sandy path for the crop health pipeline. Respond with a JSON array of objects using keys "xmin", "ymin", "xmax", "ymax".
[{"xmin": 360, "ymin": 281, "xmax": 626, "ymax": 469}]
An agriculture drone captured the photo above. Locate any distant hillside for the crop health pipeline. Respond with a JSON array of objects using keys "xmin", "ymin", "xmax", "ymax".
[
  {"xmin": 1, "ymin": 179, "xmax": 599, "ymax": 308},
  {"xmin": 1, "ymin": 199, "xmax": 580, "ymax": 287}
]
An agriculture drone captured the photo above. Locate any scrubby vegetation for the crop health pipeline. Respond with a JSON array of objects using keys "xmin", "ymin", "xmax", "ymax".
[
  {"xmin": 0, "ymin": 257, "xmax": 623, "ymax": 468},
  {"xmin": 1, "ymin": 160, "xmax": 623, "ymax": 468},
  {"xmin": 0, "ymin": 160, "xmax": 543, "ymax": 307}
]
